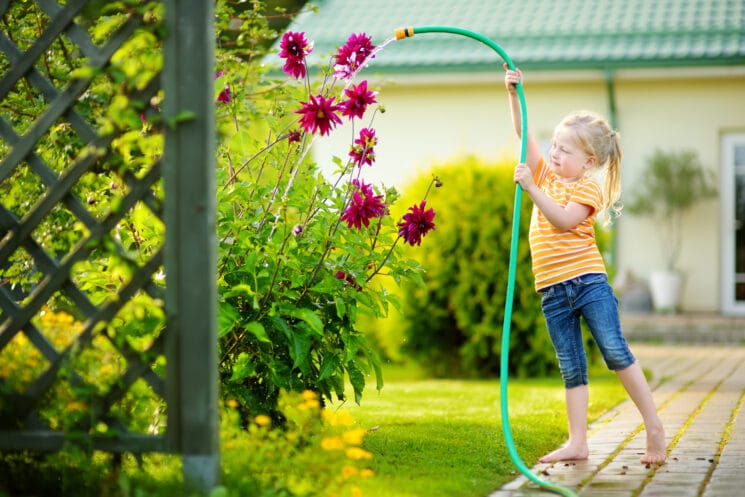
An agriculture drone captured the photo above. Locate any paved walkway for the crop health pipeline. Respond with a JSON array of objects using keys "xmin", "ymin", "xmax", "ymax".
[{"xmin": 489, "ymin": 342, "xmax": 745, "ymax": 497}]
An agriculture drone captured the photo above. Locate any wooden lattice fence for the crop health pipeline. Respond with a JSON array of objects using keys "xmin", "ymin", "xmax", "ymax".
[{"xmin": 0, "ymin": 0, "xmax": 218, "ymax": 490}]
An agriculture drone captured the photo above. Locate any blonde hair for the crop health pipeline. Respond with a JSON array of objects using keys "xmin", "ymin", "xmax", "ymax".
[{"xmin": 556, "ymin": 111, "xmax": 622, "ymax": 225}]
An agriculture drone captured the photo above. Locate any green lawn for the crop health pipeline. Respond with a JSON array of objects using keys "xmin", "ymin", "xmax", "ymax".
[{"xmin": 343, "ymin": 362, "xmax": 628, "ymax": 497}]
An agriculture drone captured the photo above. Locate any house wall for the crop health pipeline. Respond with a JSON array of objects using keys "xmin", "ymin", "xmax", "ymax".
[
  {"xmin": 312, "ymin": 69, "xmax": 745, "ymax": 313},
  {"xmin": 613, "ymin": 75, "xmax": 745, "ymax": 313}
]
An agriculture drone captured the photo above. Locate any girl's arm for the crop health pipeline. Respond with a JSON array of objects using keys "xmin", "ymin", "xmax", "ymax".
[
  {"xmin": 504, "ymin": 66, "xmax": 542, "ymax": 173},
  {"xmin": 514, "ymin": 163, "xmax": 591, "ymax": 231}
]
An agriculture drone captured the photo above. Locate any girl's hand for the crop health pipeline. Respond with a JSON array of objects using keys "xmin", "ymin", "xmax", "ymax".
[
  {"xmin": 504, "ymin": 63, "xmax": 522, "ymax": 95},
  {"xmin": 514, "ymin": 162, "xmax": 534, "ymax": 191}
]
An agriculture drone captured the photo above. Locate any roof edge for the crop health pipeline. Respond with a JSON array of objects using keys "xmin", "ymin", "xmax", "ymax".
[{"xmin": 367, "ymin": 64, "xmax": 745, "ymax": 88}]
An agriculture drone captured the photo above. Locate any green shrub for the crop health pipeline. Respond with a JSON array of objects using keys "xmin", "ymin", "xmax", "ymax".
[
  {"xmin": 114, "ymin": 391, "xmax": 375, "ymax": 497},
  {"xmin": 394, "ymin": 157, "xmax": 557, "ymax": 378}
]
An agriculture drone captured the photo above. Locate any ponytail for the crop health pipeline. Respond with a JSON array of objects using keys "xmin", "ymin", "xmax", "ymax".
[
  {"xmin": 602, "ymin": 130, "xmax": 623, "ymax": 225},
  {"xmin": 557, "ymin": 111, "xmax": 623, "ymax": 226}
]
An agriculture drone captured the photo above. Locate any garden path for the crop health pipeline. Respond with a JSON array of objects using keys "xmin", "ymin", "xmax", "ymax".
[{"xmin": 490, "ymin": 319, "xmax": 745, "ymax": 497}]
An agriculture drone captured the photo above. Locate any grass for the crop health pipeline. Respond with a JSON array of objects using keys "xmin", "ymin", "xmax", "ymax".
[
  {"xmin": 340, "ymin": 361, "xmax": 628, "ymax": 497},
  {"xmin": 0, "ymin": 362, "xmax": 628, "ymax": 497}
]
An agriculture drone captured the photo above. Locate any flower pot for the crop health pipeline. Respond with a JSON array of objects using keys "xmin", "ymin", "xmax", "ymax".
[{"xmin": 649, "ymin": 270, "xmax": 684, "ymax": 313}]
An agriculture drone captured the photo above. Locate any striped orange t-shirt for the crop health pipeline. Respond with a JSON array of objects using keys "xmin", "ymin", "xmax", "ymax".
[{"xmin": 529, "ymin": 158, "xmax": 607, "ymax": 291}]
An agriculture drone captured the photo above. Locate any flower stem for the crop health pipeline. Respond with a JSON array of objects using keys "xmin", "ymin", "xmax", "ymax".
[{"xmin": 366, "ymin": 236, "xmax": 400, "ymax": 283}]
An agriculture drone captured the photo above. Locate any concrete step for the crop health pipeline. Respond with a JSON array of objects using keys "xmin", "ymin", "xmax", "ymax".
[{"xmin": 621, "ymin": 313, "xmax": 745, "ymax": 345}]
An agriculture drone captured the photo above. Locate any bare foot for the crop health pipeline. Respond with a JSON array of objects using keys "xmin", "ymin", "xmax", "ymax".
[
  {"xmin": 539, "ymin": 444, "xmax": 589, "ymax": 463},
  {"xmin": 641, "ymin": 424, "xmax": 666, "ymax": 465}
]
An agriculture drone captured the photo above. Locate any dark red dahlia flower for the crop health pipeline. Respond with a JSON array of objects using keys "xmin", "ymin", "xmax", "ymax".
[
  {"xmin": 349, "ymin": 128, "xmax": 377, "ymax": 167},
  {"xmin": 334, "ymin": 33, "xmax": 375, "ymax": 80},
  {"xmin": 279, "ymin": 31, "xmax": 313, "ymax": 79},
  {"xmin": 295, "ymin": 94, "xmax": 343, "ymax": 136},
  {"xmin": 215, "ymin": 71, "xmax": 231, "ymax": 104},
  {"xmin": 340, "ymin": 80, "xmax": 377, "ymax": 120},
  {"xmin": 335, "ymin": 270, "xmax": 362, "ymax": 291},
  {"xmin": 341, "ymin": 180, "xmax": 385, "ymax": 229},
  {"xmin": 398, "ymin": 201, "xmax": 436, "ymax": 246},
  {"xmin": 217, "ymin": 87, "xmax": 231, "ymax": 104}
]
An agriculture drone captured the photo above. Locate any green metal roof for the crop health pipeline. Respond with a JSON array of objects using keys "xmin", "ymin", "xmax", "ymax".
[{"xmin": 283, "ymin": 0, "xmax": 745, "ymax": 73}]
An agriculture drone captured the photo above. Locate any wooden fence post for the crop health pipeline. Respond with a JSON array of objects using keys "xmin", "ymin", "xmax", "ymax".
[{"xmin": 162, "ymin": 0, "xmax": 219, "ymax": 492}]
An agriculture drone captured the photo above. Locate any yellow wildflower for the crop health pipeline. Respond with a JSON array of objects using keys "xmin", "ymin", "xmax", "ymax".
[
  {"xmin": 322, "ymin": 408, "xmax": 355, "ymax": 427},
  {"xmin": 301, "ymin": 389, "xmax": 318, "ymax": 401},
  {"xmin": 345, "ymin": 447, "xmax": 373, "ymax": 460},
  {"xmin": 254, "ymin": 414, "xmax": 271, "ymax": 427},
  {"xmin": 360, "ymin": 468, "xmax": 374, "ymax": 479},
  {"xmin": 226, "ymin": 399, "xmax": 239, "ymax": 409},
  {"xmin": 341, "ymin": 465, "xmax": 358, "ymax": 478},
  {"xmin": 300, "ymin": 397, "xmax": 320, "ymax": 410},
  {"xmin": 336, "ymin": 410, "xmax": 355, "ymax": 427},
  {"xmin": 321, "ymin": 436, "xmax": 344, "ymax": 451},
  {"xmin": 342, "ymin": 428, "xmax": 366, "ymax": 446}
]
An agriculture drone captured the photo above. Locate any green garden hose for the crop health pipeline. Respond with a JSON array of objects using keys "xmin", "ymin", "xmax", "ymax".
[{"xmin": 394, "ymin": 25, "xmax": 579, "ymax": 497}]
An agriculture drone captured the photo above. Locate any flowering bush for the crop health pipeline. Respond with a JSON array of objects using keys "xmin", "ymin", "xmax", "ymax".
[
  {"xmin": 215, "ymin": 29, "xmax": 437, "ymax": 418},
  {"xmin": 0, "ymin": 389, "xmax": 373, "ymax": 497},
  {"xmin": 219, "ymin": 389, "xmax": 374, "ymax": 497}
]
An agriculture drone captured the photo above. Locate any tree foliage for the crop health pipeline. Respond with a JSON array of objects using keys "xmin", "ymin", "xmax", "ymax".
[{"xmin": 625, "ymin": 148, "xmax": 717, "ymax": 271}]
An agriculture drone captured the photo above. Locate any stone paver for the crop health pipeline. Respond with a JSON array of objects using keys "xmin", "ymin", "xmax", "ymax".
[{"xmin": 488, "ymin": 344, "xmax": 745, "ymax": 497}]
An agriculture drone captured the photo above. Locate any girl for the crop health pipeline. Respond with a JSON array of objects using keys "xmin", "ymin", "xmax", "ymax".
[{"xmin": 504, "ymin": 66, "xmax": 666, "ymax": 465}]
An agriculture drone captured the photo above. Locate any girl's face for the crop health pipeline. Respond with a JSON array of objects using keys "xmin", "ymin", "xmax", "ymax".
[{"xmin": 548, "ymin": 126, "xmax": 595, "ymax": 182}]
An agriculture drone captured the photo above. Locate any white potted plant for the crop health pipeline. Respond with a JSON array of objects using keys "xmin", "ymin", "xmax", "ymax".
[{"xmin": 625, "ymin": 149, "xmax": 717, "ymax": 313}]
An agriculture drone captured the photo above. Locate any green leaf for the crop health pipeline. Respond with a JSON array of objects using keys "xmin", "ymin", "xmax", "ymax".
[
  {"xmin": 229, "ymin": 352, "xmax": 255, "ymax": 382},
  {"xmin": 289, "ymin": 308, "xmax": 324, "ymax": 337},
  {"xmin": 318, "ymin": 353, "xmax": 340, "ymax": 381},
  {"xmin": 271, "ymin": 315, "xmax": 292, "ymax": 341},
  {"xmin": 291, "ymin": 327, "xmax": 311, "ymax": 374},
  {"xmin": 384, "ymin": 292, "xmax": 403, "ymax": 315},
  {"xmin": 342, "ymin": 332, "xmax": 361, "ymax": 363},
  {"xmin": 346, "ymin": 361, "xmax": 365, "ymax": 405},
  {"xmin": 69, "ymin": 65, "xmax": 100, "ymax": 80},
  {"xmin": 246, "ymin": 321, "xmax": 270, "ymax": 343},
  {"xmin": 361, "ymin": 341, "xmax": 384, "ymax": 392},
  {"xmin": 223, "ymin": 283, "xmax": 256, "ymax": 299},
  {"xmin": 335, "ymin": 298, "xmax": 346, "ymax": 319},
  {"xmin": 209, "ymin": 486, "xmax": 230, "ymax": 497},
  {"xmin": 218, "ymin": 302, "xmax": 241, "ymax": 338}
]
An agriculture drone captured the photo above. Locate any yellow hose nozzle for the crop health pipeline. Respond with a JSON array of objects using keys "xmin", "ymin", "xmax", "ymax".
[{"xmin": 394, "ymin": 26, "xmax": 415, "ymax": 40}]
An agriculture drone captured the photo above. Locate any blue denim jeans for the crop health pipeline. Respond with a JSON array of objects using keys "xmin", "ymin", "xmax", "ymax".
[{"xmin": 540, "ymin": 273, "xmax": 635, "ymax": 388}]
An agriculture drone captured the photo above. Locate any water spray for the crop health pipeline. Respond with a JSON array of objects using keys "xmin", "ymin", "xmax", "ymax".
[{"xmin": 394, "ymin": 25, "xmax": 579, "ymax": 497}]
